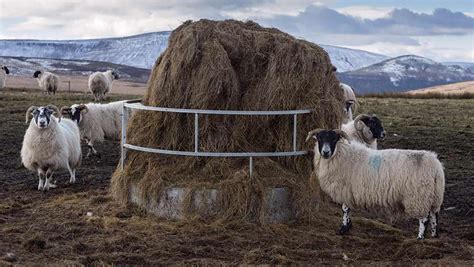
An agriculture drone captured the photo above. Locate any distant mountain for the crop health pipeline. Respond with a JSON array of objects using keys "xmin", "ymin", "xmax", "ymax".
[
  {"xmin": 0, "ymin": 32, "xmax": 386, "ymax": 72},
  {"xmin": 442, "ymin": 62, "xmax": 474, "ymax": 71},
  {"xmin": 0, "ymin": 32, "xmax": 170, "ymax": 69},
  {"xmin": 337, "ymin": 55, "xmax": 474, "ymax": 94},
  {"xmin": 0, "ymin": 56, "xmax": 150, "ymax": 83},
  {"xmin": 319, "ymin": 45, "xmax": 388, "ymax": 72}
]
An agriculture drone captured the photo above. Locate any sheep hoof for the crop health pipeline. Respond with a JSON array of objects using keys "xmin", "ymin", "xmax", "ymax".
[
  {"xmin": 337, "ymin": 221, "xmax": 352, "ymax": 235},
  {"xmin": 417, "ymin": 236, "xmax": 425, "ymax": 240}
]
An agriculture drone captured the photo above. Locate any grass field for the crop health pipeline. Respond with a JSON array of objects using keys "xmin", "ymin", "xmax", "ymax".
[{"xmin": 0, "ymin": 88, "xmax": 472, "ymax": 265}]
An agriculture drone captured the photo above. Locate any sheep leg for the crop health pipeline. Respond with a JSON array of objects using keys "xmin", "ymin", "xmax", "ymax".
[
  {"xmin": 417, "ymin": 215, "xmax": 429, "ymax": 240},
  {"xmin": 37, "ymin": 170, "xmax": 45, "ymax": 191},
  {"xmin": 337, "ymin": 204, "xmax": 352, "ymax": 235},
  {"xmin": 429, "ymin": 211, "xmax": 439, "ymax": 238},
  {"xmin": 43, "ymin": 169, "xmax": 57, "ymax": 191},
  {"xmin": 67, "ymin": 163, "xmax": 76, "ymax": 183},
  {"xmin": 85, "ymin": 141, "xmax": 98, "ymax": 158}
]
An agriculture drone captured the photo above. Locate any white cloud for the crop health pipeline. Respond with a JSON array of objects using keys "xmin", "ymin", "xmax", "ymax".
[{"xmin": 336, "ymin": 6, "xmax": 392, "ymax": 19}]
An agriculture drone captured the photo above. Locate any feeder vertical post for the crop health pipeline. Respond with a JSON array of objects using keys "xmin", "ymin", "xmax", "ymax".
[
  {"xmin": 249, "ymin": 156, "xmax": 253, "ymax": 177},
  {"xmin": 293, "ymin": 114, "xmax": 297, "ymax": 151},
  {"xmin": 194, "ymin": 113, "xmax": 199, "ymax": 153},
  {"xmin": 120, "ymin": 102, "xmax": 128, "ymax": 170}
]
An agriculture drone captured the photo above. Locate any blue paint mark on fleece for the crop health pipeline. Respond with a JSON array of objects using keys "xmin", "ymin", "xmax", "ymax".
[{"xmin": 369, "ymin": 154, "xmax": 382, "ymax": 172}]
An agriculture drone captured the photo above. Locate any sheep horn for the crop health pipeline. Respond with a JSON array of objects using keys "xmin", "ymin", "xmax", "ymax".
[
  {"xmin": 334, "ymin": 129, "xmax": 350, "ymax": 143},
  {"xmin": 60, "ymin": 106, "xmax": 72, "ymax": 117},
  {"xmin": 77, "ymin": 104, "xmax": 89, "ymax": 113},
  {"xmin": 354, "ymin": 114, "xmax": 371, "ymax": 131},
  {"xmin": 305, "ymin": 128, "xmax": 325, "ymax": 143},
  {"xmin": 25, "ymin": 106, "xmax": 38, "ymax": 124},
  {"xmin": 46, "ymin": 104, "xmax": 61, "ymax": 122}
]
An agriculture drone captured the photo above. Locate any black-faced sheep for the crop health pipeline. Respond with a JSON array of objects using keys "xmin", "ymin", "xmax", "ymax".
[
  {"xmin": 21, "ymin": 105, "xmax": 82, "ymax": 190},
  {"xmin": 306, "ymin": 129, "xmax": 445, "ymax": 239},
  {"xmin": 341, "ymin": 114, "xmax": 386, "ymax": 149},
  {"xmin": 0, "ymin": 65, "xmax": 10, "ymax": 89},
  {"xmin": 60, "ymin": 101, "xmax": 126, "ymax": 158},
  {"xmin": 88, "ymin": 70, "xmax": 119, "ymax": 101},
  {"xmin": 33, "ymin": 70, "xmax": 59, "ymax": 95}
]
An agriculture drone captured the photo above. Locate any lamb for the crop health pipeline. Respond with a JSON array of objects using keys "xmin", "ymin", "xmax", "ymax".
[
  {"xmin": 60, "ymin": 101, "xmax": 126, "ymax": 158},
  {"xmin": 33, "ymin": 70, "xmax": 59, "ymax": 95},
  {"xmin": 340, "ymin": 83, "xmax": 357, "ymax": 124},
  {"xmin": 306, "ymin": 129, "xmax": 445, "ymax": 239},
  {"xmin": 0, "ymin": 65, "xmax": 10, "ymax": 89},
  {"xmin": 341, "ymin": 114, "xmax": 386, "ymax": 149},
  {"xmin": 21, "ymin": 105, "xmax": 82, "ymax": 191},
  {"xmin": 88, "ymin": 70, "xmax": 119, "ymax": 101}
]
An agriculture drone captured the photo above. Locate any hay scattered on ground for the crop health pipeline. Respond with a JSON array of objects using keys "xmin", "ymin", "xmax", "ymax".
[{"xmin": 111, "ymin": 19, "xmax": 343, "ymax": 221}]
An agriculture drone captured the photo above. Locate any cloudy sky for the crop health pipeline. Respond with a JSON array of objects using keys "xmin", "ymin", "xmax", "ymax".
[{"xmin": 0, "ymin": 0, "xmax": 473, "ymax": 62}]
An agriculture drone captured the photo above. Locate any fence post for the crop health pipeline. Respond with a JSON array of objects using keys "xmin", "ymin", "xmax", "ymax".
[
  {"xmin": 194, "ymin": 113, "xmax": 199, "ymax": 153},
  {"xmin": 120, "ymin": 102, "xmax": 128, "ymax": 170},
  {"xmin": 293, "ymin": 114, "xmax": 297, "ymax": 151},
  {"xmin": 249, "ymin": 156, "xmax": 253, "ymax": 177},
  {"xmin": 68, "ymin": 80, "xmax": 71, "ymax": 92}
]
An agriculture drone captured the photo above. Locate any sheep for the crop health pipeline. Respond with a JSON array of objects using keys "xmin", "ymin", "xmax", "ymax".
[
  {"xmin": 60, "ymin": 100, "xmax": 126, "ymax": 158},
  {"xmin": 88, "ymin": 70, "xmax": 119, "ymax": 101},
  {"xmin": 306, "ymin": 129, "xmax": 445, "ymax": 239},
  {"xmin": 0, "ymin": 65, "xmax": 10, "ymax": 89},
  {"xmin": 341, "ymin": 114, "xmax": 386, "ymax": 149},
  {"xmin": 33, "ymin": 70, "xmax": 59, "ymax": 95},
  {"xmin": 340, "ymin": 83, "xmax": 357, "ymax": 124},
  {"xmin": 21, "ymin": 105, "xmax": 82, "ymax": 191}
]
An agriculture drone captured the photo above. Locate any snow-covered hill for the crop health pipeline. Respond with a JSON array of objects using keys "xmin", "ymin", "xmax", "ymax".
[
  {"xmin": 0, "ymin": 56, "xmax": 150, "ymax": 83},
  {"xmin": 319, "ymin": 45, "xmax": 388, "ymax": 72},
  {"xmin": 337, "ymin": 55, "xmax": 474, "ymax": 94},
  {"xmin": 0, "ymin": 32, "xmax": 169, "ymax": 69},
  {"xmin": 0, "ymin": 32, "xmax": 386, "ymax": 71}
]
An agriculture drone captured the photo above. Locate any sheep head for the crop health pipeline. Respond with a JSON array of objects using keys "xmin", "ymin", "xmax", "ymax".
[{"xmin": 354, "ymin": 114, "xmax": 386, "ymax": 141}]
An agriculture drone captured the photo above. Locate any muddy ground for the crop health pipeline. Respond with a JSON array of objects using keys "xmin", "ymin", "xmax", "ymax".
[{"xmin": 0, "ymin": 88, "xmax": 472, "ymax": 265}]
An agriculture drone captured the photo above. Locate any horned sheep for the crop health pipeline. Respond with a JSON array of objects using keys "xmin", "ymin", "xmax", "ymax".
[
  {"xmin": 21, "ymin": 105, "xmax": 82, "ymax": 191},
  {"xmin": 341, "ymin": 114, "xmax": 386, "ymax": 149},
  {"xmin": 60, "ymin": 101, "xmax": 127, "ymax": 158},
  {"xmin": 306, "ymin": 129, "xmax": 445, "ymax": 240},
  {"xmin": 0, "ymin": 65, "xmax": 10, "ymax": 89},
  {"xmin": 88, "ymin": 70, "xmax": 119, "ymax": 101},
  {"xmin": 33, "ymin": 70, "xmax": 59, "ymax": 95}
]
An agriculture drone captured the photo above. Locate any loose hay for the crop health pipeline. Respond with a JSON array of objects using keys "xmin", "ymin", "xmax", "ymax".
[{"xmin": 111, "ymin": 19, "xmax": 343, "ymax": 221}]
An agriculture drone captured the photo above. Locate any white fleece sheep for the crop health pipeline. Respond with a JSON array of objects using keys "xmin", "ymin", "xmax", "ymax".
[
  {"xmin": 61, "ymin": 100, "xmax": 126, "ymax": 158},
  {"xmin": 0, "ymin": 65, "xmax": 10, "ymax": 89},
  {"xmin": 341, "ymin": 114, "xmax": 386, "ymax": 149},
  {"xmin": 340, "ymin": 83, "xmax": 357, "ymax": 124},
  {"xmin": 21, "ymin": 105, "xmax": 82, "ymax": 191},
  {"xmin": 306, "ymin": 129, "xmax": 445, "ymax": 239},
  {"xmin": 33, "ymin": 70, "xmax": 59, "ymax": 95},
  {"xmin": 88, "ymin": 70, "xmax": 119, "ymax": 101}
]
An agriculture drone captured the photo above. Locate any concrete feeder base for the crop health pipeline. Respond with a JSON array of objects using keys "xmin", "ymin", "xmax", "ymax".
[{"xmin": 129, "ymin": 183, "xmax": 295, "ymax": 223}]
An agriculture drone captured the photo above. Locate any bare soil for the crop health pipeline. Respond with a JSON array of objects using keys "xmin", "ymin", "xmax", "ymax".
[{"xmin": 0, "ymin": 88, "xmax": 472, "ymax": 265}]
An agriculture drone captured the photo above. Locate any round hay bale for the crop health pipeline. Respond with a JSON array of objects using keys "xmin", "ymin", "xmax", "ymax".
[{"xmin": 111, "ymin": 19, "xmax": 343, "ymax": 222}]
